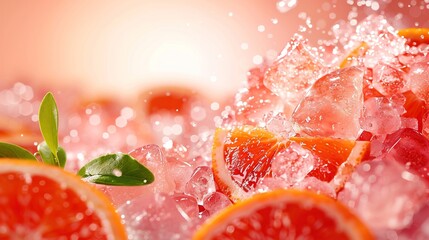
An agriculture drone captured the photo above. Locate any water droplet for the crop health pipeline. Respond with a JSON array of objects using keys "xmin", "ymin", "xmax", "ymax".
[
  {"xmin": 252, "ymin": 55, "xmax": 264, "ymax": 65},
  {"xmin": 276, "ymin": 0, "xmax": 297, "ymax": 13},
  {"xmin": 89, "ymin": 114, "xmax": 100, "ymax": 126},
  {"xmin": 113, "ymin": 169, "xmax": 122, "ymax": 177}
]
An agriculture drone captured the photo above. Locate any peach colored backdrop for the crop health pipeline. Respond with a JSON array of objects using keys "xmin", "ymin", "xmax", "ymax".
[{"xmin": 0, "ymin": 0, "xmax": 427, "ymax": 100}]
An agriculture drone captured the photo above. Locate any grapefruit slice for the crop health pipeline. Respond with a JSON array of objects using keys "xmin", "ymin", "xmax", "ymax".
[
  {"xmin": 193, "ymin": 189, "xmax": 374, "ymax": 240},
  {"xmin": 398, "ymin": 28, "xmax": 429, "ymax": 46},
  {"xmin": 212, "ymin": 126, "xmax": 370, "ymax": 201},
  {"xmin": 290, "ymin": 136, "xmax": 370, "ymax": 189},
  {"xmin": 0, "ymin": 159, "xmax": 127, "ymax": 239},
  {"xmin": 212, "ymin": 126, "xmax": 288, "ymax": 201}
]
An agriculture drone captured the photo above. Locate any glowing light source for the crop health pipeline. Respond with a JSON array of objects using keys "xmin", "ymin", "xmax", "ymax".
[{"xmin": 147, "ymin": 42, "xmax": 203, "ymax": 78}]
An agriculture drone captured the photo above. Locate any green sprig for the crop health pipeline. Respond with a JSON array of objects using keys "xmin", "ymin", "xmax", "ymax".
[{"xmin": 0, "ymin": 91, "xmax": 154, "ymax": 187}]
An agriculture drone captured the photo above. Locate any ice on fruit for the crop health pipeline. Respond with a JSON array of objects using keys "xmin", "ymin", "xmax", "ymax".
[
  {"xmin": 172, "ymin": 193, "xmax": 199, "ymax": 220},
  {"xmin": 353, "ymin": 15, "xmax": 407, "ymax": 68},
  {"xmin": 383, "ymin": 128, "xmax": 429, "ymax": 184},
  {"xmin": 293, "ymin": 177, "xmax": 336, "ymax": 198},
  {"xmin": 264, "ymin": 34, "xmax": 328, "ymax": 115},
  {"xmin": 184, "ymin": 166, "xmax": 216, "ymax": 204},
  {"xmin": 246, "ymin": 65, "xmax": 267, "ymax": 88},
  {"xmin": 118, "ymin": 192, "xmax": 191, "ymax": 240},
  {"xmin": 338, "ymin": 159, "xmax": 427, "ymax": 230},
  {"xmin": 372, "ymin": 63, "xmax": 406, "ymax": 96},
  {"xmin": 167, "ymin": 158, "xmax": 194, "ymax": 193},
  {"xmin": 359, "ymin": 97, "xmax": 404, "ymax": 135},
  {"xmin": 162, "ymin": 142, "xmax": 194, "ymax": 192},
  {"xmin": 262, "ymin": 112, "xmax": 295, "ymax": 138},
  {"xmin": 130, "ymin": 144, "xmax": 174, "ymax": 193},
  {"xmin": 234, "ymin": 67, "xmax": 284, "ymax": 123},
  {"xmin": 271, "ymin": 142, "xmax": 315, "ymax": 185},
  {"xmin": 202, "ymin": 192, "xmax": 232, "ymax": 215},
  {"xmin": 397, "ymin": 202, "xmax": 429, "ymax": 239},
  {"xmin": 292, "ymin": 66, "xmax": 364, "ymax": 138},
  {"xmin": 408, "ymin": 62, "xmax": 429, "ymax": 103}
]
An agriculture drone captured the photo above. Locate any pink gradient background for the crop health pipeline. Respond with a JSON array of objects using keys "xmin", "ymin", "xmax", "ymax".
[{"xmin": 0, "ymin": 0, "xmax": 427, "ymax": 101}]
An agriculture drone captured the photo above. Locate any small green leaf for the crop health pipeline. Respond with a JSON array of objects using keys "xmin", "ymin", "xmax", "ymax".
[
  {"xmin": 0, "ymin": 142, "xmax": 37, "ymax": 160},
  {"xmin": 38, "ymin": 92, "xmax": 59, "ymax": 161},
  {"xmin": 37, "ymin": 142, "xmax": 67, "ymax": 168},
  {"xmin": 57, "ymin": 147, "xmax": 67, "ymax": 168},
  {"xmin": 37, "ymin": 142, "xmax": 56, "ymax": 166},
  {"xmin": 77, "ymin": 153, "xmax": 154, "ymax": 186}
]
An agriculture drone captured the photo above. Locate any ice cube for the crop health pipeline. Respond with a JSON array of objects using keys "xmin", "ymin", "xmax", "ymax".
[
  {"xmin": 293, "ymin": 177, "xmax": 336, "ymax": 198},
  {"xmin": 372, "ymin": 63, "xmax": 406, "ymax": 96},
  {"xmin": 409, "ymin": 62, "xmax": 429, "ymax": 103},
  {"xmin": 383, "ymin": 128, "xmax": 429, "ymax": 185},
  {"xmin": 246, "ymin": 65, "xmax": 268, "ymax": 88},
  {"xmin": 118, "ymin": 192, "xmax": 191, "ymax": 240},
  {"xmin": 368, "ymin": 135, "xmax": 386, "ymax": 158},
  {"xmin": 271, "ymin": 142, "xmax": 315, "ymax": 185},
  {"xmin": 166, "ymin": 159, "xmax": 194, "ymax": 193},
  {"xmin": 202, "ymin": 192, "xmax": 232, "ymax": 216},
  {"xmin": 262, "ymin": 112, "xmax": 295, "ymax": 138},
  {"xmin": 398, "ymin": 50, "xmax": 429, "ymax": 67},
  {"xmin": 338, "ymin": 159, "xmax": 427, "ymax": 230},
  {"xmin": 254, "ymin": 177, "xmax": 290, "ymax": 193},
  {"xmin": 234, "ymin": 85, "xmax": 283, "ymax": 124},
  {"xmin": 354, "ymin": 15, "xmax": 396, "ymax": 44},
  {"xmin": 184, "ymin": 166, "xmax": 216, "ymax": 204},
  {"xmin": 353, "ymin": 15, "xmax": 406, "ymax": 68},
  {"xmin": 172, "ymin": 193, "xmax": 199, "ymax": 220},
  {"xmin": 359, "ymin": 97, "xmax": 402, "ymax": 135},
  {"xmin": 292, "ymin": 66, "xmax": 364, "ymax": 138},
  {"xmin": 398, "ymin": 202, "xmax": 429, "ymax": 240},
  {"xmin": 400, "ymin": 117, "xmax": 418, "ymax": 131},
  {"xmin": 130, "ymin": 144, "xmax": 175, "ymax": 192},
  {"xmin": 264, "ymin": 34, "xmax": 328, "ymax": 114}
]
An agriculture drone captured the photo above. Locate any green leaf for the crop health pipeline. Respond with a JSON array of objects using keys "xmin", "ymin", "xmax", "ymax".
[
  {"xmin": 57, "ymin": 147, "xmax": 67, "ymax": 168},
  {"xmin": 0, "ymin": 142, "xmax": 37, "ymax": 160},
  {"xmin": 77, "ymin": 153, "xmax": 154, "ymax": 186},
  {"xmin": 37, "ymin": 141, "xmax": 56, "ymax": 165},
  {"xmin": 38, "ymin": 92, "xmax": 59, "ymax": 162},
  {"xmin": 37, "ymin": 142, "xmax": 67, "ymax": 168}
]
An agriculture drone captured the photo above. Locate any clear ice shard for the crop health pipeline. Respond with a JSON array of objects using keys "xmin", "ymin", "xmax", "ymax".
[
  {"xmin": 338, "ymin": 159, "xmax": 427, "ymax": 230},
  {"xmin": 292, "ymin": 66, "xmax": 364, "ymax": 139},
  {"xmin": 264, "ymin": 34, "xmax": 328, "ymax": 115},
  {"xmin": 118, "ymin": 192, "xmax": 191, "ymax": 240}
]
